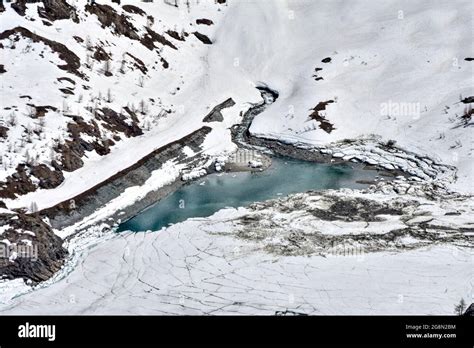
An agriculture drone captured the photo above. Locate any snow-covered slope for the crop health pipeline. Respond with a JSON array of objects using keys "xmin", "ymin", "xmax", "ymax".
[
  {"xmin": 0, "ymin": 0, "xmax": 472, "ymax": 312},
  {"xmin": 1, "ymin": 0, "xmax": 472, "ymax": 213},
  {"xmin": 1, "ymin": 0, "xmax": 251, "ymax": 211},
  {"xmin": 209, "ymin": 0, "xmax": 473, "ymax": 192}
]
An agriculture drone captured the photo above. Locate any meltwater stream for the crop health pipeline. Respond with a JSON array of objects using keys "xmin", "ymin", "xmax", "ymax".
[{"xmin": 118, "ymin": 156, "xmax": 378, "ymax": 232}]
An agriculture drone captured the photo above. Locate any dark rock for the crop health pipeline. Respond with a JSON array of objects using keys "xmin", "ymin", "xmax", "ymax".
[
  {"xmin": 196, "ymin": 18, "xmax": 214, "ymax": 25},
  {"xmin": 0, "ymin": 212, "xmax": 68, "ymax": 284},
  {"xmin": 308, "ymin": 196, "xmax": 406, "ymax": 222},
  {"xmin": 58, "ymin": 142, "xmax": 84, "ymax": 172},
  {"xmin": 42, "ymin": 126, "xmax": 212, "ymax": 230},
  {"xmin": 85, "ymin": 3, "xmax": 140, "ymax": 41},
  {"xmin": 59, "ymin": 88, "xmax": 74, "ymax": 95},
  {"xmin": 141, "ymin": 27, "xmax": 177, "ymax": 50},
  {"xmin": 193, "ymin": 32, "xmax": 212, "ymax": 45},
  {"xmin": 166, "ymin": 30, "xmax": 185, "ymax": 41},
  {"xmin": 322, "ymin": 57, "xmax": 332, "ymax": 63},
  {"xmin": 38, "ymin": 0, "xmax": 79, "ymax": 23},
  {"xmin": 463, "ymin": 303, "xmax": 474, "ymax": 316},
  {"xmin": 161, "ymin": 57, "xmax": 169, "ymax": 69},
  {"xmin": 125, "ymin": 52, "xmax": 147, "ymax": 74},
  {"xmin": 57, "ymin": 77, "xmax": 76, "ymax": 85},
  {"xmin": 122, "ymin": 4, "xmax": 145, "ymax": 16},
  {"xmin": 73, "ymin": 36, "xmax": 84, "ymax": 43},
  {"xmin": 203, "ymin": 98, "xmax": 236, "ymax": 122},
  {"xmin": 96, "ymin": 107, "xmax": 143, "ymax": 138},
  {"xmin": 25, "ymin": 105, "xmax": 57, "ymax": 118},
  {"xmin": 30, "ymin": 164, "xmax": 64, "ymax": 189},
  {"xmin": 309, "ymin": 100, "xmax": 335, "ymax": 133},
  {"xmin": 11, "ymin": 0, "xmax": 27, "ymax": 16},
  {"xmin": 93, "ymin": 46, "xmax": 110, "ymax": 61},
  {"xmin": 0, "ymin": 165, "xmax": 36, "ymax": 199},
  {"xmin": 0, "ymin": 126, "xmax": 8, "ymax": 138},
  {"xmin": 0, "ymin": 64, "xmax": 6, "ymax": 74}
]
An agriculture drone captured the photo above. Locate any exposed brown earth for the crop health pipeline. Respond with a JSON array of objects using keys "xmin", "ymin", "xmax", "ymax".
[{"xmin": 309, "ymin": 100, "xmax": 336, "ymax": 133}]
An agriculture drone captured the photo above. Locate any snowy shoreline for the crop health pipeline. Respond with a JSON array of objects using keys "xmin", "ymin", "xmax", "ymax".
[
  {"xmin": 0, "ymin": 85, "xmax": 466, "ymax": 288},
  {"xmin": 1, "ymin": 180, "xmax": 472, "ymax": 314}
]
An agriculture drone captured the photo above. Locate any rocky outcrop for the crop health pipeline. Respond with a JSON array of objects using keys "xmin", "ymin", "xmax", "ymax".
[
  {"xmin": 10, "ymin": 0, "xmax": 27, "ymax": 16},
  {"xmin": 309, "ymin": 100, "xmax": 335, "ymax": 133},
  {"xmin": 196, "ymin": 18, "xmax": 214, "ymax": 26},
  {"xmin": 38, "ymin": 0, "xmax": 79, "ymax": 23},
  {"xmin": 93, "ymin": 46, "xmax": 110, "ymax": 61},
  {"xmin": 85, "ymin": 3, "xmax": 140, "ymax": 41},
  {"xmin": 41, "ymin": 126, "xmax": 212, "ymax": 229},
  {"xmin": 0, "ymin": 27, "xmax": 83, "ymax": 77},
  {"xmin": 0, "ymin": 212, "xmax": 68, "ymax": 284},
  {"xmin": 125, "ymin": 52, "xmax": 147, "ymax": 74},
  {"xmin": 0, "ymin": 162, "xmax": 64, "ymax": 199},
  {"xmin": 122, "ymin": 4, "xmax": 145, "ymax": 16},
  {"xmin": 141, "ymin": 27, "xmax": 177, "ymax": 51},
  {"xmin": 166, "ymin": 30, "xmax": 186, "ymax": 42},
  {"xmin": 0, "ymin": 126, "xmax": 8, "ymax": 139},
  {"xmin": 95, "ymin": 108, "xmax": 143, "ymax": 138},
  {"xmin": 0, "ymin": 165, "xmax": 36, "ymax": 199},
  {"xmin": 193, "ymin": 32, "xmax": 212, "ymax": 45},
  {"xmin": 30, "ymin": 164, "xmax": 64, "ymax": 190},
  {"xmin": 203, "ymin": 98, "xmax": 235, "ymax": 122}
]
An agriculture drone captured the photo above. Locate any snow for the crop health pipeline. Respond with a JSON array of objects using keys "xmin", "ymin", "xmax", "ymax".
[
  {"xmin": 181, "ymin": 167, "xmax": 207, "ymax": 181},
  {"xmin": 248, "ymin": 159, "xmax": 263, "ymax": 168},
  {"xmin": 1, "ymin": 182, "xmax": 472, "ymax": 314},
  {"xmin": 0, "ymin": 225, "xmax": 10, "ymax": 236},
  {"xmin": 3, "ymin": 0, "xmax": 470, "ymax": 213},
  {"xmin": 211, "ymin": 0, "xmax": 473, "ymax": 192},
  {"xmin": 0, "ymin": 206, "xmax": 470, "ymax": 314},
  {"xmin": 1, "ymin": 0, "xmax": 254, "ymax": 211},
  {"xmin": 0, "ymin": 0, "xmax": 472, "ymax": 315}
]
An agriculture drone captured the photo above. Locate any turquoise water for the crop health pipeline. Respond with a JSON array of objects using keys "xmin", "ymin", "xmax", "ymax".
[{"xmin": 118, "ymin": 157, "xmax": 378, "ymax": 232}]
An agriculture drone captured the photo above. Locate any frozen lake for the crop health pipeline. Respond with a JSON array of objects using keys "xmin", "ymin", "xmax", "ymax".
[{"xmin": 118, "ymin": 157, "xmax": 379, "ymax": 232}]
